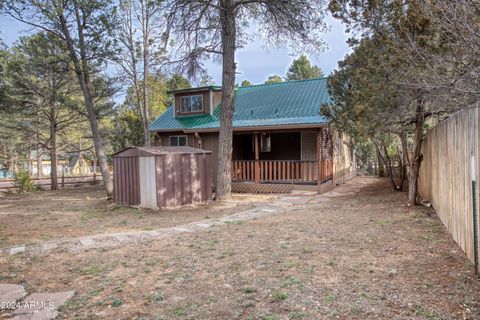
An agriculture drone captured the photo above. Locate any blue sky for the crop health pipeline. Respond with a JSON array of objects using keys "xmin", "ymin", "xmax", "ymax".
[{"xmin": 0, "ymin": 14, "xmax": 351, "ymax": 86}]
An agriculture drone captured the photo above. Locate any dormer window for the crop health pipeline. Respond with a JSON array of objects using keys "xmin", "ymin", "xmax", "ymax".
[{"xmin": 180, "ymin": 95, "xmax": 203, "ymax": 112}]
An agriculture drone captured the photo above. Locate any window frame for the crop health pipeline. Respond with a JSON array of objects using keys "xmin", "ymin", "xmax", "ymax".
[
  {"xmin": 169, "ymin": 135, "xmax": 188, "ymax": 147},
  {"xmin": 180, "ymin": 94, "xmax": 204, "ymax": 113}
]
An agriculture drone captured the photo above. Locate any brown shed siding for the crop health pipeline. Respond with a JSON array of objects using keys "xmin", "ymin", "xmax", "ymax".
[
  {"xmin": 113, "ymin": 146, "xmax": 212, "ymax": 209},
  {"xmin": 155, "ymin": 153, "xmax": 212, "ymax": 207},
  {"xmin": 113, "ymin": 157, "xmax": 140, "ymax": 206}
]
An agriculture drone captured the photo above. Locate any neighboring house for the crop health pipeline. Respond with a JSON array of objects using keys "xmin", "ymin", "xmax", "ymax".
[
  {"xmin": 68, "ymin": 152, "xmax": 92, "ymax": 176},
  {"xmin": 149, "ymin": 78, "xmax": 355, "ymax": 193}
]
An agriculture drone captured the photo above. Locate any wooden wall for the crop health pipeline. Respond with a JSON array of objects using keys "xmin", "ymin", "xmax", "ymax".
[
  {"xmin": 418, "ymin": 106, "xmax": 480, "ymax": 263},
  {"xmin": 332, "ymin": 130, "xmax": 355, "ymax": 183}
]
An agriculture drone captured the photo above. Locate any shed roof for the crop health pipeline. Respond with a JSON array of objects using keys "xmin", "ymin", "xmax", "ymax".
[
  {"xmin": 112, "ymin": 146, "xmax": 211, "ymax": 158},
  {"xmin": 149, "ymin": 77, "xmax": 330, "ymax": 132}
]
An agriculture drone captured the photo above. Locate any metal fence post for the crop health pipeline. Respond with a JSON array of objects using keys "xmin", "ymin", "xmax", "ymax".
[{"xmin": 471, "ymin": 156, "xmax": 478, "ymax": 277}]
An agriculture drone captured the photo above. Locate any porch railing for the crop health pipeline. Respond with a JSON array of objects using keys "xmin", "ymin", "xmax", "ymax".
[{"xmin": 232, "ymin": 160, "xmax": 333, "ymax": 183}]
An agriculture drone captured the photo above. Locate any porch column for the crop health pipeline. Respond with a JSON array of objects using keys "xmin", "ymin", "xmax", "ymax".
[
  {"xmin": 254, "ymin": 133, "xmax": 260, "ymax": 184},
  {"xmin": 317, "ymin": 128, "xmax": 323, "ymax": 192},
  {"xmin": 195, "ymin": 132, "xmax": 202, "ymax": 149}
]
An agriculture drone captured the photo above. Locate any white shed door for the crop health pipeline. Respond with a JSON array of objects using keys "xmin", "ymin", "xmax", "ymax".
[{"xmin": 139, "ymin": 157, "xmax": 157, "ymax": 209}]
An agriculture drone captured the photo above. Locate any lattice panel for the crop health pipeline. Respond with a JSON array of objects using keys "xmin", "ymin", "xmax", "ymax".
[
  {"xmin": 320, "ymin": 128, "xmax": 333, "ymax": 160},
  {"xmin": 232, "ymin": 182, "xmax": 294, "ymax": 194}
]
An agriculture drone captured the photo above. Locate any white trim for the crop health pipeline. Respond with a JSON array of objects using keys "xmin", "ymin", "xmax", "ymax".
[
  {"xmin": 209, "ymin": 89, "xmax": 213, "ymax": 115},
  {"xmin": 139, "ymin": 157, "xmax": 158, "ymax": 209}
]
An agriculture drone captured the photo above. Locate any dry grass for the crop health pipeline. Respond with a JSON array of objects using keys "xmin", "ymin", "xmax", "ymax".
[
  {"xmin": 0, "ymin": 185, "xmax": 271, "ymax": 247},
  {"xmin": 1, "ymin": 177, "xmax": 479, "ymax": 319}
]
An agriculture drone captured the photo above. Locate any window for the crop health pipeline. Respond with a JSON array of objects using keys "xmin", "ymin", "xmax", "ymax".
[
  {"xmin": 169, "ymin": 135, "xmax": 187, "ymax": 147},
  {"xmin": 180, "ymin": 95, "xmax": 203, "ymax": 112}
]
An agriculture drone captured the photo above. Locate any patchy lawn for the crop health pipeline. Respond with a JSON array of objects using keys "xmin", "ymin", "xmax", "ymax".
[
  {"xmin": 1, "ymin": 177, "xmax": 479, "ymax": 319},
  {"xmin": 0, "ymin": 185, "xmax": 270, "ymax": 247}
]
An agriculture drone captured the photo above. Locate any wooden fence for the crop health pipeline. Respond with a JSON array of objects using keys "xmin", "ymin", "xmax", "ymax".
[
  {"xmin": 418, "ymin": 106, "xmax": 479, "ymax": 263},
  {"xmin": 0, "ymin": 173, "xmax": 102, "ymax": 191}
]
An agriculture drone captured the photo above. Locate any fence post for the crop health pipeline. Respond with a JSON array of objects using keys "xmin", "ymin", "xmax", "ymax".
[
  {"xmin": 93, "ymin": 172, "xmax": 96, "ymax": 183},
  {"xmin": 471, "ymin": 156, "xmax": 478, "ymax": 278},
  {"xmin": 61, "ymin": 172, "xmax": 65, "ymax": 189}
]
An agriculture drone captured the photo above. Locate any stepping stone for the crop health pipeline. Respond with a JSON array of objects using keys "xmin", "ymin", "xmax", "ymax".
[
  {"xmin": 174, "ymin": 227, "xmax": 191, "ymax": 232},
  {"xmin": 9, "ymin": 246, "xmax": 25, "ymax": 255},
  {"xmin": 13, "ymin": 290, "xmax": 75, "ymax": 320},
  {"xmin": 41, "ymin": 243, "xmax": 57, "ymax": 251},
  {"xmin": 0, "ymin": 283, "xmax": 26, "ymax": 305},
  {"xmin": 79, "ymin": 238, "xmax": 95, "ymax": 247},
  {"xmin": 196, "ymin": 223, "xmax": 210, "ymax": 228}
]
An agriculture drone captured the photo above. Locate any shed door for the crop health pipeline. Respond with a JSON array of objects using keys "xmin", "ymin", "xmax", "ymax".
[{"xmin": 139, "ymin": 157, "xmax": 157, "ymax": 209}]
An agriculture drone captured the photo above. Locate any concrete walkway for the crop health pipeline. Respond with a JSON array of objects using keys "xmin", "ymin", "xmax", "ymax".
[
  {"xmin": 1, "ymin": 191, "xmax": 320, "ymax": 257},
  {"xmin": 0, "ymin": 284, "xmax": 74, "ymax": 320}
]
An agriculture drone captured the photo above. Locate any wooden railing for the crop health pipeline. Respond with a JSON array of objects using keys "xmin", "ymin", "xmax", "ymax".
[{"xmin": 232, "ymin": 160, "xmax": 333, "ymax": 183}]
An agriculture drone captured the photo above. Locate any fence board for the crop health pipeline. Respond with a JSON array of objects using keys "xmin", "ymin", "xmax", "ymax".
[{"xmin": 418, "ymin": 106, "xmax": 480, "ymax": 263}]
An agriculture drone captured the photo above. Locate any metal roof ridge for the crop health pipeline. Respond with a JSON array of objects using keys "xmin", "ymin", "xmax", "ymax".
[{"xmin": 237, "ymin": 77, "xmax": 329, "ymax": 90}]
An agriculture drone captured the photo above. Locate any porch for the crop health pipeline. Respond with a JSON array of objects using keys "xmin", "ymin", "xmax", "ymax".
[{"xmin": 230, "ymin": 129, "xmax": 334, "ymax": 193}]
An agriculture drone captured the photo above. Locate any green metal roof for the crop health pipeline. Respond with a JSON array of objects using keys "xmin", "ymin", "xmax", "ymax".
[{"xmin": 149, "ymin": 77, "xmax": 330, "ymax": 132}]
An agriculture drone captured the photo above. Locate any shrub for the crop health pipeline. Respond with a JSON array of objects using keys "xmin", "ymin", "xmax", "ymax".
[{"xmin": 13, "ymin": 170, "xmax": 36, "ymax": 193}]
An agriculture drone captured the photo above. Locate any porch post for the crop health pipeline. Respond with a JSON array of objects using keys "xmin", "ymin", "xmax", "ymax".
[
  {"xmin": 255, "ymin": 133, "xmax": 260, "ymax": 184},
  {"xmin": 317, "ymin": 128, "xmax": 322, "ymax": 192}
]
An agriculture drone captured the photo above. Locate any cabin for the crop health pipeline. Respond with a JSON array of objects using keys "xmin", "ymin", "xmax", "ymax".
[{"xmin": 149, "ymin": 78, "xmax": 356, "ymax": 193}]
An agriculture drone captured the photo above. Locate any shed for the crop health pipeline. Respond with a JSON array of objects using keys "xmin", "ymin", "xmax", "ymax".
[{"xmin": 112, "ymin": 146, "xmax": 212, "ymax": 209}]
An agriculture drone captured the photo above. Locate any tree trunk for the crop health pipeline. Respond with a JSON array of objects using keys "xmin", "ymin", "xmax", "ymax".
[
  {"xmin": 376, "ymin": 146, "xmax": 385, "ymax": 177},
  {"xmin": 216, "ymin": 0, "xmax": 236, "ymax": 200},
  {"xmin": 50, "ymin": 110, "xmax": 58, "ymax": 190},
  {"xmin": 84, "ymin": 90, "xmax": 113, "ymax": 196},
  {"xmin": 383, "ymin": 145, "xmax": 400, "ymax": 190},
  {"xmin": 407, "ymin": 98, "xmax": 425, "ymax": 205},
  {"xmin": 399, "ymin": 129, "xmax": 409, "ymax": 192},
  {"xmin": 141, "ymin": 0, "xmax": 151, "ymax": 146},
  {"xmin": 59, "ymin": 8, "xmax": 113, "ymax": 197}
]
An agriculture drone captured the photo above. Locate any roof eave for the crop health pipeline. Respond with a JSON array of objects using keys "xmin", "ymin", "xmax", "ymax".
[
  {"xmin": 167, "ymin": 86, "xmax": 222, "ymax": 94},
  {"xmin": 183, "ymin": 122, "xmax": 328, "ymax": 133}
]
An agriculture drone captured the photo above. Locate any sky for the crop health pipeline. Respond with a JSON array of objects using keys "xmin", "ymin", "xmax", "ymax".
[{"xmin": 0, "ymin": 13, "xmax": 351, "ymax": 87}]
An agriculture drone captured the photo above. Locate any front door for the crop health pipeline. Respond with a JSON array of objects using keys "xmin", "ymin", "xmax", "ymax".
[
  {"xmin": 301, "ymin": 132, "xmax": 317, "ymax": 161},
  {"xmin": 301, "ymin": 132, "xmax": 318, "ymax": 180}
]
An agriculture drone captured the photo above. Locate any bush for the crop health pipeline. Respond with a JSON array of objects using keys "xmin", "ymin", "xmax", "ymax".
[{"xmin": 13, "ymin": 170, "xmax": 36, "ymax": 193}]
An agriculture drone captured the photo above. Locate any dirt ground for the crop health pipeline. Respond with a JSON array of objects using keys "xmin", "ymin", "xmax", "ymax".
[
  {"xmin": 0, "ymin": 185, "xmax": 270, "ymax": 247},
  {"xmin": 1, "ymin": 177, "xmax": 480, "ymax": 319}
]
